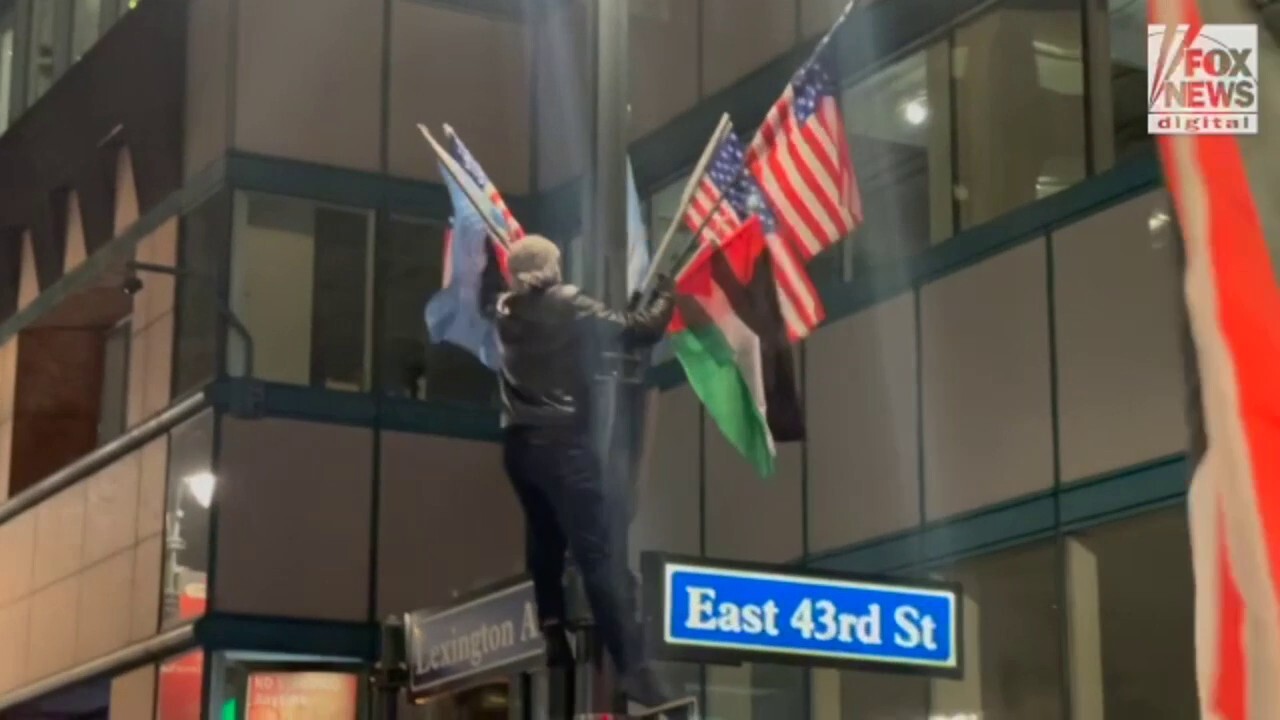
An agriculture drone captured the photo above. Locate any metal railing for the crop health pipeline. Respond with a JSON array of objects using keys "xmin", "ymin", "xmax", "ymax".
[
  {"xmin": 0, "ymin": 389, "xmax": 210, "ymax": 527},
  {"xmin": 0, "ymin": 623, "xmax": 197, "ymax": 711}
]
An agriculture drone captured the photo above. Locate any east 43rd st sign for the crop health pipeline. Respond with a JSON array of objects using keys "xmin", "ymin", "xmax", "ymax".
[{"xmin": 642, "ymin": 553, "xmax": 963, "ymax": 678}]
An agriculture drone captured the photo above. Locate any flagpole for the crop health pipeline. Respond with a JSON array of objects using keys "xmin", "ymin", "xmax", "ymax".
[
  {"xmin": 666, "ymin": 0, "xmax": 862, "ymax": 281},
  {"xmin": 637, "ymin": 113, "xmax": 733, "ymax": 294},
  {"xmin": 416, "ymin": 124, "xmax": 512, "ymax": 251}
]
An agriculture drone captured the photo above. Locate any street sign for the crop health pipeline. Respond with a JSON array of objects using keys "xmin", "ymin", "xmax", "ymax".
[
  {"xmin": 404, "ymin": 577, "xmax": 544, "ymax": 698},
  {"xmin": 642, "ymin": 553, "xmax": 963, "ymax": 678}
]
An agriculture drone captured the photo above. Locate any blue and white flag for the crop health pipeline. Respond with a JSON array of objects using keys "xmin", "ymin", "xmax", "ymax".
[
  {"xmin": 626, "ymin": 158, "xmax": 651, "ymax": 296},
  {"xmin": 424, "ymin": 165, "xmax": 501, "ymax": 370}
]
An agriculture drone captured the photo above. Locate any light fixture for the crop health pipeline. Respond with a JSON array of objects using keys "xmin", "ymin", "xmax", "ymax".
[
  {"xmin": 183, "ymin": 471, "xmax": 216, "ymax": 510},
  {"xmin": 902, "ymin": 97, "xmax": 929, "ymax": 126},
  {"xmin": 1148, "ymin": 209, "xmax": 1171, "ymax": 234}
]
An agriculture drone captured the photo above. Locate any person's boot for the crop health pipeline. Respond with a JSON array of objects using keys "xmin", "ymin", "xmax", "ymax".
[{"xmin": 542, "ymin": 622, "xmax": 574, "ymax": 669}]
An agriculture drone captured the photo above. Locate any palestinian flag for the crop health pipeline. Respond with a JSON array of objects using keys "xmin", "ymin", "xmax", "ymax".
[{"xmin": 669, "ymin": 217, "xmax": 804, "ymax": 478}]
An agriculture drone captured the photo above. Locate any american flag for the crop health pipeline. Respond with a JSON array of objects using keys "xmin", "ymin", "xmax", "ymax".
[
  {"xmin": 747, "ymin": 54, "xmax": 861, "ymax": 260},
  {"xmin": 683, "ymin": 133, "xmax": 824, "ymax": 340},
  {"xmin": 449, "ymin": 134, "xmax": 526, "ymax": 242},
  {"xmin": 685, "ymin": 134, "xmax": 748, "ymax": 246}
]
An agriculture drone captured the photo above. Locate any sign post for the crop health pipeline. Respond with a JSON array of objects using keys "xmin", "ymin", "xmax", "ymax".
[{"xmin": 641, "ymin": 553, "xmax": 964, "ymax": 679}]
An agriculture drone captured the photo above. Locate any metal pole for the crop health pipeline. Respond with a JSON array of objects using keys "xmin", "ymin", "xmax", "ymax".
[
  {"xmin": 372, "ymin": 615, "xmax": 407, "ymax": 720},
  {"xmin": 578, "ymin": 0, "xmax": 630, "ymax": 716},
  {"xmin": 588, "ymin": 0, "xmax": 629, "ymax": 306}
]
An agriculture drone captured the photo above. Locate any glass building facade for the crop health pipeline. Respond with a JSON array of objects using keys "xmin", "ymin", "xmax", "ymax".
[{"xmin": 0, "ymin": 0, "xmax": 1193, "ymax": 718}]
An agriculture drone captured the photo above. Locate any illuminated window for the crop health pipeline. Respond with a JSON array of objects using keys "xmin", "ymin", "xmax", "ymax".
[{"xmin": 951, "ymin": 0, "xmax": 1087, "ymax": 228}]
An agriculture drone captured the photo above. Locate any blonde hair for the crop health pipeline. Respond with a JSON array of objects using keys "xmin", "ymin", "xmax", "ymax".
[{"xmin": 507, "ymin": 235, "xmax": 563, "ymax": 292}]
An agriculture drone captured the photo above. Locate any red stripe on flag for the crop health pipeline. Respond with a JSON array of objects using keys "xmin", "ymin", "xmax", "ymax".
[
  {"xmin": 756, "ymin": 147, "xmax": 832, "ymax": 258},
  {"xmin": 750, "ymin": 100, "xmax": 861, "ymax": 260},
  {"xmin": 1162, "ymin": 94, "xmax": 1280, "ymax": 620},
  {"xmin": 1154, "ymin": 1, "xmax": 1280, "ymax": 715},
  {"xmin": 765, "ymin": 232, "xmax": 823, "ymax": 338},
  {"xmin": 1217, "ymin": 515, "xmax": 1247, "ymax": 720},
  {"xmin": 749, "ymin": 87, "xmax": 797, "ymax": 164}
]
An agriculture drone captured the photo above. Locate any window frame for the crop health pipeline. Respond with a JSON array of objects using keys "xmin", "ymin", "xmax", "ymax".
[{"xmin": 227, "ymin": 190, "xmax": 378, "ymax": 391}]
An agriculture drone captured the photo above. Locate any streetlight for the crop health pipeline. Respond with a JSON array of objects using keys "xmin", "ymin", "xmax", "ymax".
[{"xmin": 182, "ymin": 470, "xmax": 216, "ymax": 509}]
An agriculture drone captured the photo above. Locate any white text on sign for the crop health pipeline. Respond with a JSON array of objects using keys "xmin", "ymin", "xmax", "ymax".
[{"xmin": 683, "ymin": 587, "xmax": 939, "ymax": 651}]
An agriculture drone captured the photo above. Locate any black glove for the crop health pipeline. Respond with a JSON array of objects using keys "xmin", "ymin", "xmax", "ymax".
[{"xmin": 654, "ymin": 273, "xmax": 675, "ymax": 294}]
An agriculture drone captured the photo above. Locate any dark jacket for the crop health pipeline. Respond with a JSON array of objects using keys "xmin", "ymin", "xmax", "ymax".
[{"xmin": 488, "ymin": 282, "xmax": 674, "ymax": 430}]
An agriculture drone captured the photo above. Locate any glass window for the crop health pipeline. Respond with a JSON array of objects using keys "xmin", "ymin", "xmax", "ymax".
[
  {"xmin": 71, "ymin": 0, "xmax": 102, "ymax": 62},
  {"xmin": 1067, "ymin": 509, "xmax": 1196, "ymax": 719},
  {"xmin": 174, "ymin": 190, "xmax": 230, "ymax": 397},
  {"xmin": 378, "ymin": 216, "xmax": 495, "ymax": 406},
  {"xmin": 1098, "ymin": 0, "xmax": 1152, "ymax": 167},
  {"xmin": 933, "ymin": 541, "xmax": 1066, "ymax": 719},
  {"xmin": 162, "ymin": 409, "xmax": 214, "ymax": 628},
  {"xmin": 952, "ymin": 0, "xmax": 1087, "ymax": 228},
  {"xmin": 812, "ymin": 665, "xmax": 930, "ymax": 719},
  {"xmin": 0, "ymin": 2, "xmax": 15, "ymax": 134},
  {"xmin": 228, "ymin": 191, "xmax": 373, "ymax": 390},
  {"xmin": 26, "ymin": 0, "xmax": 60, "ymax": 106},
  {"xmin": 98, "ymin": 318, "xmax": 130, "ymax": 444},
  {"xmin": 843, "ymin": 42, "xmax": 954, "ymax": 267},
  {"xmin": 706, "ymin": 663, "xmax": 806, "ymax": 719}
]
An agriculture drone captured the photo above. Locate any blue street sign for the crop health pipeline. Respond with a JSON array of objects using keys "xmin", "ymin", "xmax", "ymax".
[
  {"xmin": 642, "ymin": 554, "xmax": 963, "ymax": 678},
  {"xmin": 404, "ymin": 578, "xmax": 544, "ymax": 697}
]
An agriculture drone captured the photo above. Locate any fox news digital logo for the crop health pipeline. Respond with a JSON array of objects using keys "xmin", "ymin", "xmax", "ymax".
[{"xmin": 1148, "ymin": 24, "xmax": 1258, "ymax": 135}]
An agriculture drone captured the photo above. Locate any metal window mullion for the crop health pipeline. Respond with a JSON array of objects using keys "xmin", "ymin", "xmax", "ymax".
[{"xmin": 52, "ymin": 0, "xmax": 72, "ymax": 81}]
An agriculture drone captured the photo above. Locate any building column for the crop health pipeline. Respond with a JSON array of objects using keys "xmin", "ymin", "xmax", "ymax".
[
  {"xmin": 810, "ymin": 668, "xmax": 841, "ymax": 720},
  {"xmin": 1066, "ymin": 538, "xmax": 1106, "ymax": 719}
]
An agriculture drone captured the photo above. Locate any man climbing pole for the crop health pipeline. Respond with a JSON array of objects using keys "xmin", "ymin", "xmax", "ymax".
[{"xmin": 482, "ymin": 235, "xmax": 682, "ymax": 713}]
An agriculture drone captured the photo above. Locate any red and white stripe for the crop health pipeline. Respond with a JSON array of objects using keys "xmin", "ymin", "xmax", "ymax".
[
  {"xmin": 748, "ymin": 94, "xmax": 862, "ymax": 260},
  {"xmin": 684, "ymin": 176, "xmax": 742, "ymax": 246},
  {"xmin": 1153, "ymin": 1, "xmax": 1280, "ymax": 717},
  {"xmin": 763, "ymin": 231, "xmax": 824, "ymax": 342},
  {"xmin": 681, "ymin": 183, "xmax": 825, "ymax": 342}
]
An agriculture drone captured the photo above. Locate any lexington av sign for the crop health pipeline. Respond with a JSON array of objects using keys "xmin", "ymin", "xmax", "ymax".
[
  {"xmin": 404, "ymin": 578, "xmax": 544, "ymax": 698},
  {"xmin": 642, "ymin": 553, "xmax": 963, "ymax": 678}
]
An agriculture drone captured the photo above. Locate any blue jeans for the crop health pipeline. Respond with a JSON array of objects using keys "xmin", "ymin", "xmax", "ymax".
[{"xmin": 502, "ymin": 425, "xmax": 645, "ymax": 674}]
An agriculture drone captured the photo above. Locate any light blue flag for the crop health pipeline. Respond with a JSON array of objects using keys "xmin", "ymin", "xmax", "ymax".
[
  {"xmin": 626, "ymin": 158, "xmax": 651, "ymax": 296},
  {"xmin": 424, "ymin": 165, "xmax": 501, "ymax": 370}
]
